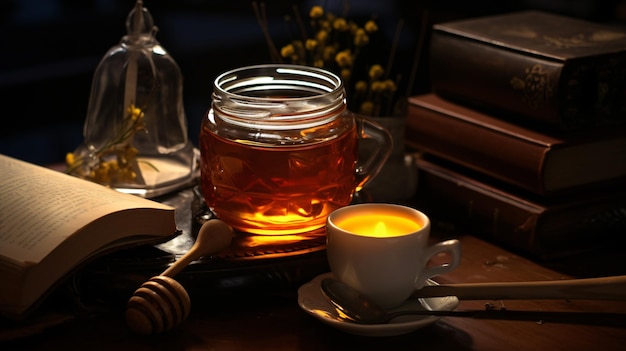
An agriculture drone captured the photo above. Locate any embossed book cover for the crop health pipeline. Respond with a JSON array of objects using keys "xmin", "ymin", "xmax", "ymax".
[{"xmin": 429, "ymin": 10, "xmax": 626, "ymax": 130}]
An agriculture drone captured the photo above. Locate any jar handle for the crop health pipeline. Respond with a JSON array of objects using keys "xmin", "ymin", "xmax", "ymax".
[{"xmin": 354, "ymin": 114, "xmax": 393, "ymax": 191}]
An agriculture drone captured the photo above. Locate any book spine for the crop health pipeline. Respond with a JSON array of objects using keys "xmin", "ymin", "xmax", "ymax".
[
  {"xmin": 406, "ymin": 96, "xmax": 549, "ymax": 195},
  {"xmin": 414, "ymin": 158, "xmax": 545, "ymax": 255},
  {"xmin": 429, "ymin": 30, "xmax": 599, "ymax": 130},
  {"xmin": 414, "ymin": 158, "xmax": 626, "ymax": 259}
]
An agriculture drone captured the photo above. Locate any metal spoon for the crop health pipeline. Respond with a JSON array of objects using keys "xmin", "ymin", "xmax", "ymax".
[{"xmin": 320, "ymin": 278, "xmax": 626, "ymax": 326}]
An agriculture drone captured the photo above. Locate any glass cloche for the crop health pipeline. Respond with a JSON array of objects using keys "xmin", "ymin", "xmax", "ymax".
[{"xmin": 66, "ymin": 0, "xmax": 197, "ymax": 198}]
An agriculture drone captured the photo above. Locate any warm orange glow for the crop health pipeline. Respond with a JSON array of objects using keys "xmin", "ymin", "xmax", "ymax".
[
  {"xmin": 337, "ymin": 214, "xmax": 420, "ymax": 237},
  {"xmin": 242, "ymin": 234, "xmax": 309, "ymax": 247}
]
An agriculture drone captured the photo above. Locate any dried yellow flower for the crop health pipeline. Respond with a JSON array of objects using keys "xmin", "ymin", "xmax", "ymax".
[
  {"xmin": 382, "ymin": 79, "xmax": 397, "ymax": 92},
  {"xmin": 368, "ymin": 64, "xmax": 384, "ymax": 80},
  {"xmin": 371, "ymin": 80, "xmax": 385, "ymax": 92},
  {"xmin": 65, "ymin": 152, "xmax": 75, "ymax": 167},
  {"xmin": 340, "ymin": 68, "xmax": 352, "ymax": 81},
  {"xmin": 323, "ymin": 46, "xmax": 336, "ymax": 61},
  {"xmin": 316, "ymin": 29, "xmax": 329, "ymax": 42},
  {"xmin": 354, "ymin": 28, "xmax": 369, "ymax": 47},
  {"xmin": 129, "ymin": 105, "xmax": 143, "ymax": 121},
  {"xmin": 364, "ymin": 20, "xmax": 378, "ymax": 33},
  {"xmin": 92, "ymin": 162, "xmax": 110, "ymax": 183},
  {"xmin": 309, "ymin": 5, "xmax": 324, "ymax": 19},
  {"xmin": 66, "ymin": 104, "xmax": 156, "ymax": 186},
  {"xmin": 355, "ymin": 80, "xmax": 368, "ymax": 93},
  {"xmin": 260, "ymin": 3, "xmax": 405, "ymax": 117},
  {"xmin": 333, "ymin": 18, "xmax": 349, "ymax": 31},
  {"xmin": 305, "ymin": 39, "xmax": 318, "ymax": 51},
  {"xmin": 335, "ymin": 50, "xmax": 353, "ymax": 68},
  {"xmin": 281, "ymin": 44, "xmax": 295, "ymax": 58}
]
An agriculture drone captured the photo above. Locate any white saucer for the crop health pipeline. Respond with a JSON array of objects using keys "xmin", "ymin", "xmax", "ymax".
[{"xmin": 297, "ymin": 272, "xmax": 459, "ymax": 337}]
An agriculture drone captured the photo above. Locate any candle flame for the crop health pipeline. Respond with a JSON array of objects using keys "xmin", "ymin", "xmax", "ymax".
[
  {"xmin": 337, "ymin": 214, "xmax": 421, "ymax": 237},
  {"xmin": 373, "ymin": 221, "xmax": 387, "ymax": 236}
]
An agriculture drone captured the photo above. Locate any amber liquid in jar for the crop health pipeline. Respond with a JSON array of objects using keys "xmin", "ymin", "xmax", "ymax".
[
  {"xmin": 200, "ymin": 121, "xmax": 358, "ymax": 235},
  {"xmin": 200, "ymin": 64, "xmax": 392, "ymax": 235}
]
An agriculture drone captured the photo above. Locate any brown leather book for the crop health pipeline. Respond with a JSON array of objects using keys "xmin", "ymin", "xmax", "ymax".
[
  {"xmin": 406, "ymin": 93, "xmax": 626, "ymax": 196},
  {"xmin": 429, "ymin": 10, "xmax": 626, "ymax": 130},
  {"xmin": 413, "ymin": 156, "xmax": 626, "ymax": 259}
]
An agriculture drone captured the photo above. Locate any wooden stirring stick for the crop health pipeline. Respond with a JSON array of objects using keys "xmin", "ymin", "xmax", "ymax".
[
  {"xmin": 125, "ymin": 219, "xmax": 233, "ymax": 335},
  {"xmin": 414, "ymin": 275, "xmax": 626, "ymax": 300}
]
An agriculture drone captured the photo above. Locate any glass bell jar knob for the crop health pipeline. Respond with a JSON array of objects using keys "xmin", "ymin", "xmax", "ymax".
[{"xmin": 66, "ymin": 0, "xmax": 197, "ymax": 198}]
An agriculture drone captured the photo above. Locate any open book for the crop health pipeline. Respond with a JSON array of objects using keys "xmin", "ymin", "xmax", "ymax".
[{"xmin": 0, "ymin": 154, "xmax": 179, "ymax": 319}]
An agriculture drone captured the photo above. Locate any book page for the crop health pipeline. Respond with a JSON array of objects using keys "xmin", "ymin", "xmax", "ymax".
[{"xmin": 0, "ymin": 155, "xmax": 173, "ymax": 264}]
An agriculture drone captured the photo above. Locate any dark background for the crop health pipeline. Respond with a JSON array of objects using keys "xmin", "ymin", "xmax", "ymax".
[{"xmin": 2, "ymin": 0, "xmax": 625, "ymax": 166}]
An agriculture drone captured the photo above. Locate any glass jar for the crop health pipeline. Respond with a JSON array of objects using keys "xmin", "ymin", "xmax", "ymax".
[{"xmin": 200, "ymin": 64, "xmax": 392, "ymax": 235}]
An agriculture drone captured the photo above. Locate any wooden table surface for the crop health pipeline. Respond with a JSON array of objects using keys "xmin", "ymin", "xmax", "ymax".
[{"xmin": 3, "ymin": 231, "xmax": 625, "ymax": 351}]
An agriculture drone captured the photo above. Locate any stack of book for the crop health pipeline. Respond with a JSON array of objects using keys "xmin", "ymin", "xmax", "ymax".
[{"xmin": 406, "ymin": 10, "xmax": 626, "ymax": 259}]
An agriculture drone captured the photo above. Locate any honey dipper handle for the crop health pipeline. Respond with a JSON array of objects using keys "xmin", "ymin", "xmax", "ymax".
[
  {"xmin": 161, "ymin": 219, "xmax": 233, "ymax": 278},
  {"xmin": 414, "ymin": 275, "xmax": 626, "ymax": 301}
]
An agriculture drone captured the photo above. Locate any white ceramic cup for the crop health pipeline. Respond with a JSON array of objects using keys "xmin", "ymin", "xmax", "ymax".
[{"xmin": 326, "ymin": 203, "xmax": 461, "ymax": 309}]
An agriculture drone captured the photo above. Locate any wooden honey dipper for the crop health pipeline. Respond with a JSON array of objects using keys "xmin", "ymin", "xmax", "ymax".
[{"xmin": 125, "ymin": 219, "xmax": 234, "ymax": 335}]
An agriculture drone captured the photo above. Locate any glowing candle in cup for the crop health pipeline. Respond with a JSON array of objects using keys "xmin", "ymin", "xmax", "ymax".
[
  {"xmin": 335, "ymin": 214, "xmax": 421, "ymax": 238},
  {"xmin": 326, "ymin": 203, "xmax": 461, "ymax": 309}
]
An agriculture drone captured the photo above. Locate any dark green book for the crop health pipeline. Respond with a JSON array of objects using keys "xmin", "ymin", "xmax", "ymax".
[{"xmin": 429, "ymin": 10, "xmax": 626, "ymax": 131}]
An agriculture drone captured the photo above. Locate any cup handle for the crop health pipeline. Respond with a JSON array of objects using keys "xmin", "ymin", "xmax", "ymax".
[
  {"xmin": 354, "ymin": 115, "xmax": 393, "ymax": 190},
  {"xmin": 415, "ymin": 239, "xmax": 462, "ymax": 289}
]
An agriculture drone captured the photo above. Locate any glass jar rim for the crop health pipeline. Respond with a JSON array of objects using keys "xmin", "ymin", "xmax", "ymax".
[
  {"xmin": 211, "ymin": 64, "xmax": 347, "ymax": 130},
  {"xmin": 213, "ymin": 64, "xmax": 344, "ymax": 99}
]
